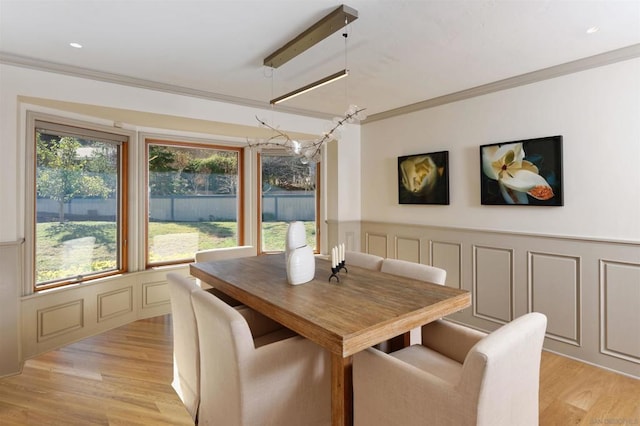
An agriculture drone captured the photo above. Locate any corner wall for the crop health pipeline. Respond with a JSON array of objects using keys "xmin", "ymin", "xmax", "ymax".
[{"xmin": 352, "ymin": 58, "xmax": 640, "ymax": 377}]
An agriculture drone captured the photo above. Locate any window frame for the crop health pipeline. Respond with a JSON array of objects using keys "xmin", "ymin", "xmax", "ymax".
[
  {"xmin": 26, "ymin": 112, "xmax": 130, "ymax": 292},
  {"xmin": 257, "ymin": 151, "xmax": 321, "ymax": 254},
  {"xmin": 144, "ymin": 138, "xmax": 245, "ymax": 268}
]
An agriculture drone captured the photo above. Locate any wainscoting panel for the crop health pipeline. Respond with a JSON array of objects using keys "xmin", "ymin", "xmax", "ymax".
[
  {"xmin": 345, "ymin": 231, "xmax": 356, "ymax": 252},
  {"xmin": 529, "ymin": 252, "xmax": 581, "ymax": 346},
  {"xmin": 431, "ymin": 241, "xmax": 462, "ymax": 289},
  {"xmin": 600, "ymin": 260, "xmax": 640, "ymax": 364},
  {"xmin": 366, "ymin": 233, "xmax": 388, "ymax": 258},
  {"xmin": 142, "ymin": 280, "xmax": 170, "ymax": 309},
  {"xmin": 0, "ymin": 240, "xmax": 23, "ymax": 377},
  {"xmin": 97, "ymin": 286, "xmax": 133, "ymax": 322},
  {"xmin": 395, "ymin": 236, "xmax": 420, "ymax": 263},
  {"xmin": 473, "ymin": 245, "xmax": 513, "ymax": 324},
  {"xmin": 21, "ymin": 266, "xmax": 183, "ymax": 360},
  {"xmin": 352, "ymin": 220, "xmax": 640, "ymax": 378},
  {"xmin": 37, "ymin": 300, "xmax": 84, "ymax": 342}
]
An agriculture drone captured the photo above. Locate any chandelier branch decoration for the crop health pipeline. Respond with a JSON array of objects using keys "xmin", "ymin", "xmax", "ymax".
[{"xmin": 246, "ymin": 105, "xmax": 366, "ymax": 164}]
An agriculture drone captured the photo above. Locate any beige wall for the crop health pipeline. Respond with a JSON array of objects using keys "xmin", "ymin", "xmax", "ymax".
[
  {"xmin": 360, "ymin": 58, "xmax": 640, "ymax": 241},
  {"xmin": 349, "ymin": 221, "xmax": 639, "ymax": 378},
  {"xmin": 352, "ymin": 57, "xmax": 640, "ymax": 377}
]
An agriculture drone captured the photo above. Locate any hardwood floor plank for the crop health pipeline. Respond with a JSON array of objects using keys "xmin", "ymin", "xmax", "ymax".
[{"xmin": 0, "ymin": 315, "xmax": 638, "ymax": 425}]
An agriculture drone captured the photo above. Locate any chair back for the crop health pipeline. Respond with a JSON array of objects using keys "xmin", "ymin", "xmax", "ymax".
[
  {"xmin": 194, "ymin": 246, "xmax": 255, "ymax": 299},
  {"xmin": 462, "ymin": 312, "xmax": 547, "ymax": 425},
  {"xmin": 192, "ymin": 289, "xmax": 331, "ymax": 425},
  {"xmin": 191, "ymin": 289, "xmax": 252, "ymax": 425},
  {"xmin": 195, "ymin": 245, "xmax": 255, "ymax": 262},
  {"xmin": 345, "ymin": 251, "xmax": 384, "ymax": 271},
  {"xmin": 166, "ymin": 272, "xmax": 201, "ymax": 421},
  {"xmin": 381, "ymin": 258, "xmax": 446, "ymax": 285}
]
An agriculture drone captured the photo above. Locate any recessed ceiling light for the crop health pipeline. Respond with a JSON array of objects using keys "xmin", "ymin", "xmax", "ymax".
[
  {"xmin": 586, "ymin": 26, "xmax": 600, "ymax": 34},
  {"xmin": 69, "ymin": 42, "xmax": 83, "ymax": 48}
]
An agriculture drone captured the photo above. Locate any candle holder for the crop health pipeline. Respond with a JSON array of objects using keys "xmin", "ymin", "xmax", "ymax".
[
  {"xmin": 339, "ymin": 259, "xmax": 348, "ymax": 273},
  {"xmin": 329, "ymin": 266, "xmax": 341, "ymax": 283}
]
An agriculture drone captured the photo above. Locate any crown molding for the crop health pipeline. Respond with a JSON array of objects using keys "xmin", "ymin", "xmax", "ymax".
[
  {"xmin": 0, "ymin": 52, "xmax": 336, "ymax": 121},
  {"xmin": 364, "ymin": 43, "xmax": 640, "ymax": 124},
  {"xmin": 2, "ymin": 43, "xmax": 639, "ymax": 125}
]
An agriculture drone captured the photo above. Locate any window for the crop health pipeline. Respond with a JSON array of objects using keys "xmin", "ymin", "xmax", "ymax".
[
  {"xmin": 146, "ymin": 140, "xmax": 243, "ymax": 265},
  {"xmin": 259, "ymin": 153, "xmax": 319, "ymax": 253},
  {"xmin": 33, "ymin": 120, "xmax": 128, "ymax": 290}
]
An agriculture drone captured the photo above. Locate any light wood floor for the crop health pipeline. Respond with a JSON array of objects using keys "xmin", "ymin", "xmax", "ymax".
[{"xmin": 0, "ymin": 315, "xmax": 638, "ymax": 425}]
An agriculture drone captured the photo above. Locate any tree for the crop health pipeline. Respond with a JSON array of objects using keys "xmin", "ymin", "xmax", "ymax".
[
  {"xmin": 36, "ymin": 135, "xmax": 113, "ymax": 222},
  {"xmin": 262, "ymin": 156, "xmax": 316, "ymax": 191}
]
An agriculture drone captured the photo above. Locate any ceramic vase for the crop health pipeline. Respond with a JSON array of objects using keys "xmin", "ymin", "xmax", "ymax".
[
  {"xmin": 285, "ymin": 221, "xmax": 306, "ymax": 258},
  {"xmin": 286, "ymin": 244, "xmax": 315, "ymax": 285}
]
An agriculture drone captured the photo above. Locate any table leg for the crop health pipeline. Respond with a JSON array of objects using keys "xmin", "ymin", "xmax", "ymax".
[{"xmin": 331, "ymin": 353, "xmax": 353, "ymax": 426}]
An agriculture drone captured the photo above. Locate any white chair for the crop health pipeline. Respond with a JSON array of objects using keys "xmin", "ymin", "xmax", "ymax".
[
  {"xmin": 167, "ymin": 272, "xmax": 287, "ymax": 422},
  {"xmin": 353, "ymin": 313, "xmax": 547, "ymax": 426},
  {"xmin": 380, "ymin": 258, "xmax": 446, "ymax": 285},
  {"xmin": 166, "ymin": 272, "xmax": 202, "ymax": 421},
  {"xmin": 194, "ymin": 245, "xmax": 255, "ymax": 263},
  {"xmin": 191, "ymin": 288, "xmax": 331, "ymax": 425},
  {"xmin": 345, "ymin": 250, "xmax": 384, "ymax": 271},
  {"xmin": 194, "ymin": 246, "xmax": 255, "ymax": 305},
  {"xmin": 379, "ymin": 258, "xmax": 447, "ymax": 349}
]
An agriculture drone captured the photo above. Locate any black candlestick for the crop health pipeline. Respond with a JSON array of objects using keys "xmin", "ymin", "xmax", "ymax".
[{"xmin": 329, "ymin": 265, "xmax": 340, "ymax": 282}]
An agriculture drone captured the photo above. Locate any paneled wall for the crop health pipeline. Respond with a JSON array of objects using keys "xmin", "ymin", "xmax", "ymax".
[
  {"xmin": 350, "ymin": 221, "xmax": 640, "ymax": 378},
  {"xmin": 20, "ymin": 266, "xmax": 188, "ymax": 360},
  {"xmin": 0, "ymin": 241, "xmax": 22, "ymax": 375}
]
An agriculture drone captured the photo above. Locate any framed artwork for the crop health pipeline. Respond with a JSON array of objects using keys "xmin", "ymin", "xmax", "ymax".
[
  {"xmin": 398, "ymin": 150, "xmax": 449, "ymax": 205},
  {"xmin": 480, "ymin": 135, "xmax": 563, "ymax": 206}
]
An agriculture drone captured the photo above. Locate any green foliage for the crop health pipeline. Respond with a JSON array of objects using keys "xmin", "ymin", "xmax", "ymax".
[
  {"xmin": 262, "ymin": 155, "xmax": 316, "ymax": 191},
  {"xmin": 36, "ymin": 133, "xmax": 115, "ymax": 222},
  {"xmin": 148, "ymin": 145, "xmax": 239, "ymax": 196}
]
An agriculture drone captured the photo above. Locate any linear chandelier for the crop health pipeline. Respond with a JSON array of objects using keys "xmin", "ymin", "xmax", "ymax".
[
  {"xmin": 248, "ymin": 4, "xmax": 364, "ymax": 163},
  {"xmin": 266, "ymin": 5, "xmax": 357, "ymax": 104},
  {"xmin": 270, "ymin": 69, "xmax": 348, "ymax": 105}
]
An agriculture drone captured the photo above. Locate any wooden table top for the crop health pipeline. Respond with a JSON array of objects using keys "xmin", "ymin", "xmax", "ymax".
[{"xmin": 190, "ymin": 254, "xmax": 471, "ymax": 357}]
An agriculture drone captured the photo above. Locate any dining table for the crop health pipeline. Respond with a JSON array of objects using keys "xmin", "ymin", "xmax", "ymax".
[{"xmin": 190, "ymin": 253, "xmax": 471, "ymax": 426}]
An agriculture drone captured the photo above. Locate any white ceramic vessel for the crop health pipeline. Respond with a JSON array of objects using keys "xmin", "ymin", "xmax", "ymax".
[
  {"xmin": 285, "ymin": 221, "xmax": 306, "ymax": 257},
  {"xmin": 286, "ymin": 244, "xmax": 315, "ymax": 285}
]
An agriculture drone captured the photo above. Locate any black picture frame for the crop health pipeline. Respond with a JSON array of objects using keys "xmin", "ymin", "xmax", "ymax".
[
  {"xmin": 398, "ymin": 150, "xmax": 450, "ymax": 205},
  {"xmin": 480, "ymin": 135, "xmax": 563, "ymax": 206}
]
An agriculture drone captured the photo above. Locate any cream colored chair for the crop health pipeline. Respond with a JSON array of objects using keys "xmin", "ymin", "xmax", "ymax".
[
  {"xmin": 191, "ymin": 288, "xmax": 331, "ymax": 425},
  {"xmin": 194, "ymin": 245, "xmax": 255, "ymax": 263},
  {"xmin": 353, "ymin": 313, "xmax": 547, "ymax": 426},
  {"xmin": 166, "ymin": 272, "xmax": 202, "ymax": 421},
  {"xmin": 194, "ymin": 246, "xmax": 255, "ymax": 305},
  {"xmin": 345, "ymin": 250, "xmax": 384, "ymax": 271},
  {"xmin": 380, "ymin": 258, "xmax": 446, "ymax": 285},
  {"xmin": 167, "ymin": 272, "xmax": 288, "ymax": 423},
  {"xmin": 379, "ymin": 258, "xmax": 447, "ymax": 349}
]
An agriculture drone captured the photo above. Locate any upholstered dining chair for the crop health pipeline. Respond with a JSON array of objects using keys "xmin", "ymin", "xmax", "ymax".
[
  {"xmin": 167, "ymin": 272, "xmax": 288, "ymax": 423},
  {"xmin": 191, "ymin": 288, "xmax": 331, "ymax": 426},
  {"xmin": 353, "ymin": 312, "xmax": 548, "ymax": 426},
  {"xmin": 194, "ymin": 245, "xmax": 255, "ymax": 306},
  {"xmin": 379, "ymin": 258, "xmax": 447, "ymax": 349},
  {"xmin": 345, "ymin": 250, "xmax": 384, "ymax": 271},
  {"xmin": 380, "ymin": 258, "xmax": 447, "ymax": 285},
  {"xmin": 166, "ymin": 272, "xmax": 203, "ymax": 421}
]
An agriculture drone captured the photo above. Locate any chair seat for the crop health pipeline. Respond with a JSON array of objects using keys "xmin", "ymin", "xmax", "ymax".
[{"xmin": 392, "ymin": 344, "xmax": 462, "ymax": 384}]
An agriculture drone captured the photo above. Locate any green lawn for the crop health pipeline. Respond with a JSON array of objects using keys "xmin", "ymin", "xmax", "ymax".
[{"xmin": 36, "ymin": 220, "xmax": 316, "ymax": 283}]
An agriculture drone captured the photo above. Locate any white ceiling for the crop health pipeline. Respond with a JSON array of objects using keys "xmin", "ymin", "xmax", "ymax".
[{"xmin": 1, "ymin": 0, "xmax": 639, "ymax": 118}]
